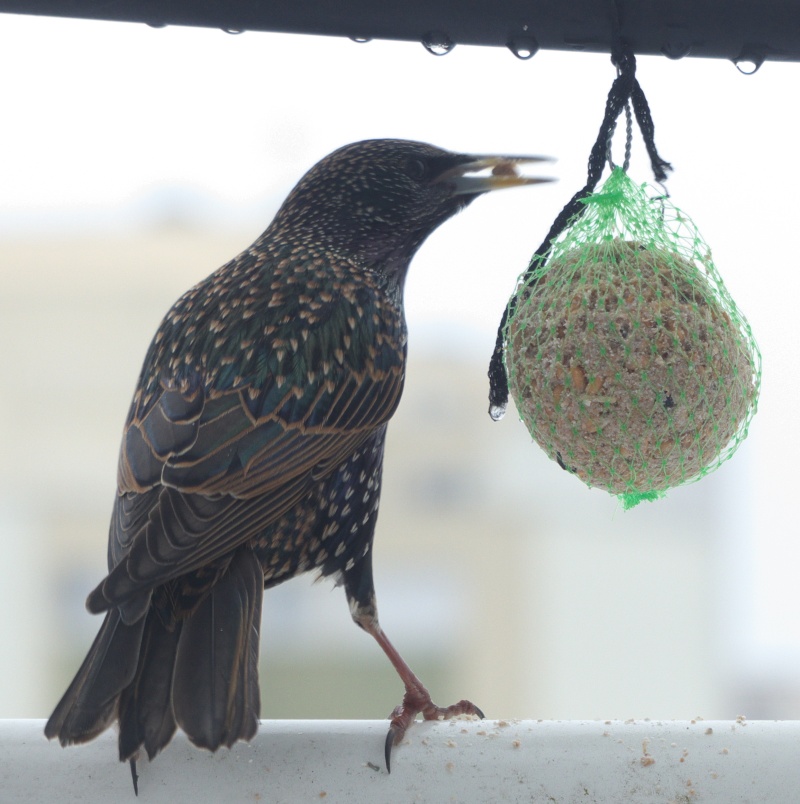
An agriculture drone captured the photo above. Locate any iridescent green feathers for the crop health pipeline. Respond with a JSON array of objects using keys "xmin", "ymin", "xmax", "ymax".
[{"xmin": 122, "ymin": 245, "xmax": 406, "ymax": 484}]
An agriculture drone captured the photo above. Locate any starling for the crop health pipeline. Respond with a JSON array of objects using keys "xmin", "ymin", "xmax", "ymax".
[{"xmin": 44, "ymin": 139, "xmax": 551, "ymax": 782}]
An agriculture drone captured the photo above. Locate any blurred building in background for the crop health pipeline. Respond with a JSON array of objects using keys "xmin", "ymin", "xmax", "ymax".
[{"xmin": 0, "ymin": 218, "xmax": 786, "ymax": 725}]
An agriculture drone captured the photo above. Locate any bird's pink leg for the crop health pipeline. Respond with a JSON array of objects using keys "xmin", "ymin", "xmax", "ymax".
[{"xmin": 359, "ymin": 618, "xmax": 484, "ymax": 771}]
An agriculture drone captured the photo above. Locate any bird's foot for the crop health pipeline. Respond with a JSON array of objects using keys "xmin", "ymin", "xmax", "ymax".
[{"xmin": 384, "ymin": 683, "xmax": 484, "ymax": 771}]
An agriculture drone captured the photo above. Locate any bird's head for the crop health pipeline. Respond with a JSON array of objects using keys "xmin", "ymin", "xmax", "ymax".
[{"xmin": 270, "ymin": 138, "xmax": 553, "ymax": 282}]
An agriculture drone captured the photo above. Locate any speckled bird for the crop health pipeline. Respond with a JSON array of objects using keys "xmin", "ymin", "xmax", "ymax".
[{"xmin": 45, "ymin": 139, "xmax": 551, "ymax": 786}]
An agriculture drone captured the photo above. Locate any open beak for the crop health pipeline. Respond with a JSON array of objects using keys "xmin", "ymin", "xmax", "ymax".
[{"xmin": 434, "ymin": 154, "xmax": 556, "ymax": 195}]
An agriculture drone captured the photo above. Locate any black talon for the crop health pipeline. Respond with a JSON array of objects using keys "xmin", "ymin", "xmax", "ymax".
[
  {"xmin": 129, "ymin": 758, "xmax": 139, "ymax": 796},
  {"xmin": 384, "ymin": 727, "xmax": 398, "ymax": 773},
  {"xmin": 475, "ymin": 705, "xmax": 486, "ymax": 719}
]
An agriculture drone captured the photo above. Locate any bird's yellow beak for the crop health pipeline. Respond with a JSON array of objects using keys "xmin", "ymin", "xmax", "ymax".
[{"xmin": 435, "ymin": 154, "xmax": 556, "ymax": 195}]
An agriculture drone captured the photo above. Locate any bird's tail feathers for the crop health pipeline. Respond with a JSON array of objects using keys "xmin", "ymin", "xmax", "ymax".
[
  {"xmin": 44, "ymin": 608, "xmax": 146, "ymax": 746},
  {"xmin": 117, "ymin": 611, "xmax": 182, "ymax": 761},
  {"xmin": 172, "ymin": 546, "xmax": 264, "ymax": 751},
  {"xmin": 46, "ymin": 546, "xmax": 263, "ymax": 759}
]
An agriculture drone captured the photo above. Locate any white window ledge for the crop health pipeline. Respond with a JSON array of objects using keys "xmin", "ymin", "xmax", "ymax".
[{"xmin": 2, "ymin": 718, "xmax": 797, "ymax": 802}]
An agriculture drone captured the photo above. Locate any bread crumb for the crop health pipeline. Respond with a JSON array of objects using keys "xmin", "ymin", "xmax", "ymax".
[
  {"xmin": 492, "ymin": 162, "xmax": 518, "ymax": 177},
  {"xmin": 640, "ymin": 738, "xmax": 654, "ymax": 766}
]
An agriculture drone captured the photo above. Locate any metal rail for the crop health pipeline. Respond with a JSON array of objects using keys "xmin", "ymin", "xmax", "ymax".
[
  {"xmin": 0, "ymin": 1, "xmax": 796, "ymax": 63},
  {"xmin": 3, "ymin": 718, "xmax": 799, "ymax": 802}
]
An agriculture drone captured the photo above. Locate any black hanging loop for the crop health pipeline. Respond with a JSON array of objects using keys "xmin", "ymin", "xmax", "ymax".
[
  {"xmin": 487, "ymin": 39, "xmax": 673, "ymax": 417},
  {"xmin": 605, "ymin": 57, "xmax": 634, "ymax": 174},
  {"xmin": 605, "ymin": 100, "xmax": 633, "ymax": 173}
]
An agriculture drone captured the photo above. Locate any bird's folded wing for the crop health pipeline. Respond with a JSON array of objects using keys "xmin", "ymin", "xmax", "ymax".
[{"xmin": 90, "ymin": 345, "xmax": 403, "ymax": 615}]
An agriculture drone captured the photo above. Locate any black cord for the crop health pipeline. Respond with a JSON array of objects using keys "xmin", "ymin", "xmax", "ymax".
[
  {"xmin": 631, "ymin": 78, "xmax": 673, "ymax": 182},
  {"xmin": 487, "ymin": 40, "xmax": 672, "ymax": 416}
]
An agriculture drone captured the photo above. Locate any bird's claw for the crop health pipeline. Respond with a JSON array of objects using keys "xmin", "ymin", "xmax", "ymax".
[
  {"xmin": 383, "ymin": 690, "xmax": 484, "ymax": 773},
  {"xmin": 129, "ymin": 757, "xmax": 139, "ymax": 796},
  {"xmin": 384, "ymin": 725, "xmax": 398, "ymax": 772}
]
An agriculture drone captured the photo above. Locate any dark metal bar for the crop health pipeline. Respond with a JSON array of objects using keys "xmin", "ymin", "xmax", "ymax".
[{"xmin": 0, "ymin": 1, "xmax": 796, "ymax": 63}]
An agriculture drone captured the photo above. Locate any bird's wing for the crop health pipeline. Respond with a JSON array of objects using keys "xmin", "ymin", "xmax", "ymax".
[{"xmin": 90, "ymin": 278, "xmax": 405, "ymax": 618}]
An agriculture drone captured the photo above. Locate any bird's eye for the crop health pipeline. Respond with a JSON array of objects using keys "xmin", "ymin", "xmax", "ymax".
[{"xmin": 404, "ymin": 158, "xmax": 428, "ymax": 181}]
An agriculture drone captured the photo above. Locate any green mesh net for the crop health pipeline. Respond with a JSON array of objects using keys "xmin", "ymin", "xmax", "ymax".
[{"xmin": 505, "ymin": 168, "xmax": 761, "ymax": 508}]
